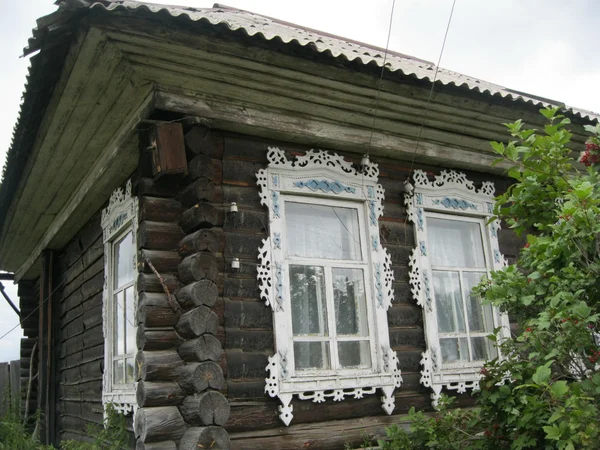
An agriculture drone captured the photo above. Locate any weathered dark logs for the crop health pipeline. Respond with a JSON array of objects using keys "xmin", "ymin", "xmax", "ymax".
[
  {"xmin": 139, "ymin": 196, "xmax": 182, "ymax": 223},
  {"xmin": 136, "ymin": 440, "xmax": 177, "ymax": 450},
  {"xmin": 134, "ymin": 406, "xmax": 187, "ymax": 443},
  {"xmin": 180, "ymin": 178, "xmax": 223, "ymax": 206},
  {"xmin": 178, "ymin": 253, "xmax": 219, "ymax": 285},
  {"xmin": 137, "ymin": 293, "xmax": 182, "ymax": 328},
  {"xmin": 178, "ymin": 362, "xmax": 225, "ymax": 393},
  {"xmin": 176, "ymin": 306, "xmax": 219, "ymax": 338},
  {"xmin": 138, "ymin": 221, "xmax": 184, "ymax": 251},
  {"xmin": 179, "ymin": 335, "xmax": 223, "ymax": 362},
  {"xmin": 137, "ymin": 273, "xmax": 180, "ymax": 294},
  {"xmin": 137, "ymin": 381, "xmax": 185, "ymax": 407},
  {"xmin": 188, "ymin": 153, "xmax": 223, "ymax": 181},
  {"xmin": 184, "ymin": 126, "xmax": 223, "ymax": 157},
  {"xmin": 137, "ymin": 177, "xmax": 180, "ymax": 198},
  {"xmin": 179, "ymin": 426, "xmax": 230, "ymax": 450},
  {"xmin": 176, "ymin": 280, "xmax": 219, "ymax": 308},
  {"xmin": 136, "ymin": 350, "xmax": 184, "ymax": 382},
  {"xmin": 178, "ymin": 229, "xmax": 225, "ymax": 256},
  {"xmin": 141, "ymin": 250, "xmax": 181, "ymax": 274},
  {"xmin": 180, "ymin": 392, "xmax": 230, "ymax": 426},
  {"xmin": 181, "ymin": 204, "xmax": 224, "ymax": 233},
  {"xmin": 137, "ymin": 326, "xmax": 184, "ymax": 351}
]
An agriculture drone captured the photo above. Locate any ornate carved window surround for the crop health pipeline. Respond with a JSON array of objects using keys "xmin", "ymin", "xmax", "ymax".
[
  {"xmin": 256, "ymin": 147, "xmax": 402, "ymax": 426},
  {"xmin": 101, "ymin": 180, "xmax": 139, "ymax": 416},
  {"xmin": 405, "ymin": 170, "xmax": 511, "ymax": 407}
]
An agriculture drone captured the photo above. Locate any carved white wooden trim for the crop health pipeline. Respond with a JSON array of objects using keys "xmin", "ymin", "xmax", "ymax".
[
  {"xmin": 405, "ymin": 169, "xmax": 510, "ymax": 408},
  {"xmin": 101, "ymin": 180, "xmax": 138, "ymax": 418},
  {"xmin": 257, "ymin": 148, "xmax": 400, "ymax": 425}
]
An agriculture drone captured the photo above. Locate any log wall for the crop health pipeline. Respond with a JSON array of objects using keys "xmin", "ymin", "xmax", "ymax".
[{"xmin": 178, "ymin": 125, "xmax": 524, "ymax": 449}]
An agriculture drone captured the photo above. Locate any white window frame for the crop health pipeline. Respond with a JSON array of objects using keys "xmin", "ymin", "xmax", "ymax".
[
  {"xmin": 101, "ymin": 179, "xmax": 138, "ymax": 416},
  {"xmin": 257, "ymin": 148, "xmax": 402, "ymax": 426},
  {"xmin": 405, "ymin": 169, "xmax": 510, "ymax": 407}
]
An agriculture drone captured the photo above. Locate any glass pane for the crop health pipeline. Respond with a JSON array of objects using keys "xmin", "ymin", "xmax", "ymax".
[
  {"xmin": 440, "ymin": 337, "xmax": 469, "ymax": 363},
  {"xmin": 333, "ymin": 268, "xmax": 368, "ymax": 336},
  {"xmin": 113, "ymin": 360, "xmax": 124, "ymax": 385},
  {"xmin": 114, "ymin": 291, "xmax": 124, "ymax": 356},
  {"xmin": 427, "ymin": 218, "xmax": 485, "ymax": 268},
  {"xmin": 432, "ymin": 271, "xmax": 465, "ymax": 333},
  {"xmin": 125, "ymin": 286, "xmax": 136, "ymax": 354},
  {"xmin": 338, "ymin": 341, "xmax": 371, "ymax": 368},
  {"xmin": 125, "ymin": 358, "xmax": 135, "ymax": 383},
  {"xmin": 463, "ymin": 272, "xmax": 494, "ymax": 333},
  {"xmin": 471, "ymin": 337, "xmax": 497, "ymax": 361},
  {"xmin": 290, "ymin": 266, "xmax": 328, "ymax": 336},
  {"xmin": 286, "ymin": 202, "xmax": 362, "ymax": 260},
  {"xmin": 114, "ymin": 230, "xmax": 135, "ymax": 289},
  {"xmin": 294, "ymin": 341, "xmax": 330, "ymax": 370}
]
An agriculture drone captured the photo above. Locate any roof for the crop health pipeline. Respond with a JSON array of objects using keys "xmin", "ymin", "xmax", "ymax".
[
  {"xmin": 30, "ymin": 0, "xmax": 599, "ymax": 122},
  {"xmin": 2, "ymin": 0, "xmax": 599, "ymax": 256}
]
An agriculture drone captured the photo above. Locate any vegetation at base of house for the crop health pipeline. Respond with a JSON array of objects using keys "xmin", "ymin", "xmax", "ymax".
[
  {"xmin": 371, "ymin": 108, "xmax": 600, "ymax": 450},
  {"xmin": 0, "ymin": 403, "xmax": 129, "ymax": 450}
]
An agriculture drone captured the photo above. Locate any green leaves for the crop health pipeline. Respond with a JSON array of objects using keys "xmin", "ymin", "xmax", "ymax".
[{"xmin": 532, "ymin": 364, "xmax": 551, "ymax": 385}]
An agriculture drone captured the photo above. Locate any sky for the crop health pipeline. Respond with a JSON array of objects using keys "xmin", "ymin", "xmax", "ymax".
[{"xmin": 0, "ymin": 0, "xmax": 599, "ymax": 362}]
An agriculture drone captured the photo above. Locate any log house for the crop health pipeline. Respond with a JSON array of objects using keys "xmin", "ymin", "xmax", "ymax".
[{"xmin": 0, "ymin": 1, "xmax": 597, "ymax": 448}]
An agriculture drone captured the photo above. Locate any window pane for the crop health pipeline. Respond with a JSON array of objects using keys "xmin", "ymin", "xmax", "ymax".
[
  {"xmin": 440, "ymin": 337, "xmax": 469, "ymax": 363},
  {"xmin": 294, "ymin": 341, "xmax": 330, "ymax": 370},
  {"xmin": 471, "ymin": 337, "xmax": 497, "ymax": 361},
  {"xmin": 463, "ymin": 272, "xmax": 494, "ymax": 333},
  {"xmin": 125, "ymin": 358, "xmax": 135, "ymax": 383},
  {"xmin": 290, "ymin": 265, "xmax": 328, "ymax": 336},
  {"xmin": 286, "ymin": 202, "xmax": 362, "ymax": 260},
  {"xmin": 432, "ymin": 271, "xmax": 465, "ymax": 333},
  {"xmin": 338, "ymin": 341, "xmax": 371, "ymax": 368},
  {"xmin": 427, "ymin": 218, "xmax": 485, "ymax": 268},
  {"xmin": 333, "ymin": 268, "xmax": 368, "ymax": 336},
  {"xmin": 114, "ymin": 230, "xmax": 135, "ymax": 289},
  {"xmin": 125, "ymin": 286, "xmax": 136, "ymax": 354},
  {"xmin": 114, "ymin": 360, "xmax": 124, "ymax": 385},
  {"xmin": 114, "ymin": 291, "xmax": 124, "ymax": 356}
]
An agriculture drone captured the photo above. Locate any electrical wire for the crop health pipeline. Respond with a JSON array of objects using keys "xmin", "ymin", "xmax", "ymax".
[{"xmin": 408, "ymin": 0, "xmax": 458, "ymax": 173}]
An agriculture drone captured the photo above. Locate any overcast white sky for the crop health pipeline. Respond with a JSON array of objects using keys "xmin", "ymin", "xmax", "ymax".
[{"xmin": 0, "ymin": 0, "xmax": 599, "ymax": 361}]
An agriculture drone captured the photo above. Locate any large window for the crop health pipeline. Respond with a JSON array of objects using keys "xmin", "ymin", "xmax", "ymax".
[
  {"xmin": 406, "ymin": 170, "xmax": 510, "ymax": 407},
  {"xmin": 101, "ymin": 180, "xmax": 138, "ymax": 415},
  {"xmin": 258, "ymin": 148, "xmax": 401, "ymax": 426}
]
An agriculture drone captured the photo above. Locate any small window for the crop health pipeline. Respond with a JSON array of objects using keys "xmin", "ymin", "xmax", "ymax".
[
  {"xmin": 101, "ymin": 180, "xmax": 138, "ymax": 415},
  {"xmin": 258, "ymin": 148, "xmax": 401, "ymax": 425},
  {"xmin": 405, "ymin": 170, "xmax": 510, "ymax": 407}
]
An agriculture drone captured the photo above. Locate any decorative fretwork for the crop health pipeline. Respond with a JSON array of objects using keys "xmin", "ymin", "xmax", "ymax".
[
  {"xmin": 405, "ymin": 169, "xmax": 511, "ymax": 408},
  {"xmin": 257, "ymin": 148, "xmax": 400, "ymax": 425}
]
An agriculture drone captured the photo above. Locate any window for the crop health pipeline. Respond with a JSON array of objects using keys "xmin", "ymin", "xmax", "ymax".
[
  {"xmin": 257, "ymin": 148, "xmax": 401, "ymax": 426},
  {"xmin": 405, "ymin": 170, "xmax": 510, "ymax": 407},
  {"xmin": 101, "ymin": 180, "xmax": 138, "ymax": 415}
]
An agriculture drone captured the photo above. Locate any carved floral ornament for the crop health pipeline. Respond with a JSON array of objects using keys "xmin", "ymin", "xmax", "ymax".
[
  {"xmin": 256, "ymin": 147, "xmax": 401, "ymax": 425},
  {"xmin": 405, "ymin": 169, "xmax": 511, "ymax": 408},
  {"xmin": 101, "ymin": 179, "xmax": 139, "ymax": 417}
]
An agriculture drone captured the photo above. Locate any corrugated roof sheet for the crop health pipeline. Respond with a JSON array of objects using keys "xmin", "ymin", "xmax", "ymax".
[{"xmin": 74, "ymin": 0, "xmax": 598, "ymax": 121}]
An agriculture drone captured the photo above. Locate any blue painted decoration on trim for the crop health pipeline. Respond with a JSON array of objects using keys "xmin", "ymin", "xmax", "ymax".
[
  {"xmin": 273, "ymin": 233, "xmax": 281, "ymax": 249},
  {"xmin": 416, "ymin": 193, "xmax": 423, "ymax": 205},
  {"xmin": 433, "ymin": 197, "xmax": 477, "ymax": 210},
  {"xmin": 271, "ymin": 191, "xmax": 280, "ymax": 218},
  {"xmin": 275, "ymin": 262, "xmax": 284, "ymax": 309},
  {"xmin": 494, "ymin": 249, "xmax": 500, "ymax": 264},
  {"xmin": 367, "ymin": 186, "xmax": 375, "ymax": 199},
  {"xmin": 423, "ymin": 271, "xmax": 432, "ymax": 309},
  {"xmin": 371, "ymin": 235, "xmax": 379, "ymax": 251},
  {"xmin": 487, "ymin": 202, "xmax": 494, "ymax": 214},
  {"xmin": 491, "ymin": 224, "xmax": 498, "ymax": 238},
  {"xmin": 419, "ymin": 240, "xmax": 427, "ymax": 256},
  {"xmin": 417, "ymin": 208, "xmax": 424, "ymax": 231},
  {"xmin": 374, "ymin": 263, "xmax": 384, "ymax": 307},
  {"xmin": 369, "ymin": 201, "xmax": 377, "ymax": 226},
  {"xmin": 272, "ymin": 174, "xmax": 279, "ymax": 187},
  {"xmin": 293, "ymin": 179, "xmax": 356, "ymax": 194}
]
